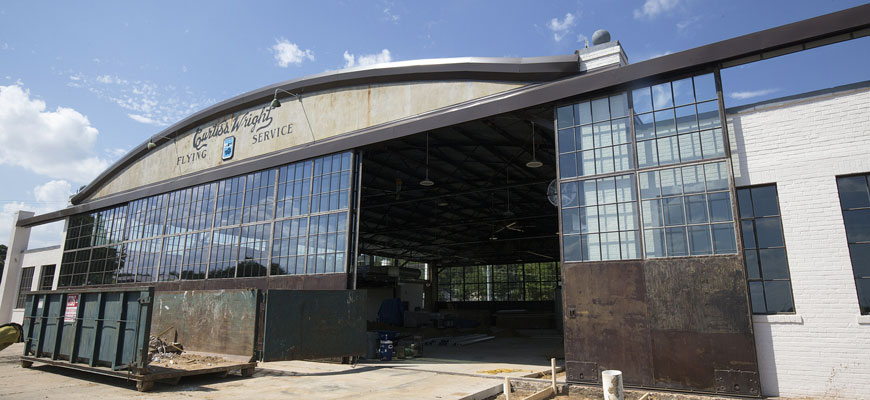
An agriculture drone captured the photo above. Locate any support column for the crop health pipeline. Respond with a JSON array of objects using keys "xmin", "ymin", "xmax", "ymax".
[{"xmin": 0, "ymin": 211, "xmax": 34, "ymax": 323}]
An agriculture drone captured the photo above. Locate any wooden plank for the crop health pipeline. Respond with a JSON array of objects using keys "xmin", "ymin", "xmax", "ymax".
[{"xmin": 521, "ymin": 387, "xmax": 553, "ymax": 400}]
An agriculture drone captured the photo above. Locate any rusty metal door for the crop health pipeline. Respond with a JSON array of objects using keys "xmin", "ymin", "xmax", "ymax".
[{"xmin": 261, "ymin": 289, "xmax": 366, "ymax": 362}]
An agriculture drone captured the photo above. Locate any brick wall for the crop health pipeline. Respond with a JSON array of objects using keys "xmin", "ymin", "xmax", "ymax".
[{"xmin": 727, "ymin": 84, "xmax": 870, "ymax": 398}]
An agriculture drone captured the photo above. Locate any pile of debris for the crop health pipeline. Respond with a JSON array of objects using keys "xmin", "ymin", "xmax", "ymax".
[{"xmin": 148, "ymin": 326, "xmax": 184, "ymax": 363}]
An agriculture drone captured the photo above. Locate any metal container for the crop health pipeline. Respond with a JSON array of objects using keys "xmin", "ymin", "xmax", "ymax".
[{"xmin": 21, "ymin": 287, "xmax": 153, "ymax": 373}]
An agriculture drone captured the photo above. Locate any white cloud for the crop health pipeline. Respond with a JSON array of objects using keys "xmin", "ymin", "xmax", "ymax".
[
  {"xmin": 0, "ymin": 181, "xmax": 71, "ymax": 248},
  {"xmin": 1, "ymin": 43, "xmax": 8, "ymax": 50},
  {"xmin": 271, "ymin": 38, "xmax": 314, "ymax": 67},
  {"xmin": 383, "ymin": 4, "xmax": 400, "ymax": 22},
  {"xmin": 634, "ymin": 0, "xmax": 680, "ymax": 20},
  {"xmin": 105, "ymin": 147, "xmax": 129, "ymax": 160},
  {"xmin": 343, "ymin": 49, "xmax": 392, "ymax": 69},
  {"xmin": 729, "ymin": 88, "xmax": 779, "ymax": 100},
  {"xmin": 127, "ymin": 113, "xmax": 161, "ymax": 125},
  {"xmin": 677, "ymin": 15, "xmax": 700, "ymax": 32},
  {"xmin": 547, "ymin": 13, "xmax": 576, "ymax": 42},
  {"xmin": 0, "ymin": 85, "xmax": 110, "ymax": 184},
  {"xmin": 95, "ymin": 74, "xmax": 127, "ymax": 84}
]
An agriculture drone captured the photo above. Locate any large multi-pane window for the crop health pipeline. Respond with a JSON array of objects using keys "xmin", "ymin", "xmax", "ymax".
[
  {"xmin": 58, "ymin": 151, "xmax": 354, "ymax": 287},
  {"xmin": 437, "ymin": 263, "xmax": 560, "ymax": 302},
  {"xmin": 557, "ymin": 93, "xmax": 632, "ymax": 179},
  {"xmin": 836, "ymin": 174, "xmax": 870, "ymax": 315},
  {"xmin": 640, "ymin": 162, "xmax": 735, "ymax": 257},
  {"xmin": 15, "ymin": 267, "xmax": 35, "ymax": 309},
  {"xmin": 561, "ymin": 174, "xmax": 639, "ymax": 261},
  {"xmin": 556, "ymin": 73, "xmax": 736, "ymax": 264},
  {"xmin": 737, "ymin": 185, "xmax": 795, "ymax": 314},
  {"xmin": 632, "ymin": 74, "xmax": 725, "ymax": 167},
  {"xmin": 39, "ymin": 265, "xmax": 55, "ymax": 290}
]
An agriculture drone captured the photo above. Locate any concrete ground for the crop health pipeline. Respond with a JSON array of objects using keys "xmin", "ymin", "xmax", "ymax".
[{"xmin": 0, "ymin": 337, "xmax": 565, "ymax": 399}]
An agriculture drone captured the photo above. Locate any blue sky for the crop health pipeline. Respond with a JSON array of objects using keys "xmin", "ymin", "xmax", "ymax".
[{"xmin": 1, "ymin": 0, "xmax": 868, "ymax": 247}]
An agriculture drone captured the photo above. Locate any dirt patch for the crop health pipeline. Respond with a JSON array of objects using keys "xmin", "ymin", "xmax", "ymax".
[{"xmin": 477, "ymin": 368, "xmax": 529, "ymax": 375}]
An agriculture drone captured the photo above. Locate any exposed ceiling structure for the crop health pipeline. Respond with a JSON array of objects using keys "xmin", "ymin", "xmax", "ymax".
[{"xmin": 359, "ymin": 105, "xmax": 559, "ymax": 266}]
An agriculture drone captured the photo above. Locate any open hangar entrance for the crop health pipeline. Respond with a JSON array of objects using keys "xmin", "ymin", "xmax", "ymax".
[{"xmin": 353, "ymin": 104, "xmax": 565, "ymax": 369}]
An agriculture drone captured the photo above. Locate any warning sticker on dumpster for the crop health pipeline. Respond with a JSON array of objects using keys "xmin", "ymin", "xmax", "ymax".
[{"xmin": 64, "ymin": 294, "xmax": 79, "ymax": 322}]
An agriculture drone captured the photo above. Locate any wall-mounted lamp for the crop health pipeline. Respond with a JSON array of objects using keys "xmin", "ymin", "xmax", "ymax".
[{"xmin": 271, "ymin": 88, "xmax": 316, "ymax": 143}]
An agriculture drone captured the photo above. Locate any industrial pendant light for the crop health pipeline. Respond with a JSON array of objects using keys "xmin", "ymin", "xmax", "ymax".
[
  {"xmin": 420, "ymin": 133, "xmax": 435, "ymax": 186},
  {"xmin": 526, "ymin": 121, "xmax": 543, "ymax": 168}
]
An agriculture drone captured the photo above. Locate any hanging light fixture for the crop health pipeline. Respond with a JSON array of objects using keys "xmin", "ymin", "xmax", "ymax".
[
  {"xmin": 526, "ymin": 121, "xmax": 543, "ymax": 168},
  {"xmin": 420, "ymin": 133, "xmax": 435, "ymax": 186}
]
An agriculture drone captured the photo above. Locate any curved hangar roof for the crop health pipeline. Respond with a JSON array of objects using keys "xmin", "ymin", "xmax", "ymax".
[{"xmin": 18, "ymin": 3, "xmax": 870, "ymax": 227}]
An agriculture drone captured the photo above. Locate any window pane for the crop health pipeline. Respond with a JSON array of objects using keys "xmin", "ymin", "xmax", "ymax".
[
  {"xmin": 620, "ymin": 231, "xmax": 640, "ymax": 259},
  {"xmin": 711, "ymin": 223, "xmax": 737, "ymax": 254},
  {"xmin": 558, "ymin": 128, "xmax": 575, "ymax": 153},
  {"xmin": 559, "ymin": 153, "xmax": 577, "ymax": 178},
  {"xmin": 700, "ymin": 129, "xmax": 726, "ymax": 159},
  {"xmin": 576, "ymin": 101, "xmax": 593, "ymax": 125},
  {"xmin": 562, "ymin": 208, "xmax": 580, "ymax": 235},
  {"xmin": 642, "ymin": 199, "xmax": 664, "ymax": 227},
  {"xmin": 666, "ymin": 227, "xmax": 688, "ymax": 256},
  {"xmin": 749, "ymin": 281, "xmax": 767, "ymax": 314},
  {"xmin": 592, "ymin": 98, "xmax": 610, "ymax": 122},
  {"xmin": 693, "ymin": 73, "xmax": 717, "ymax": 101},
  {"xmin": 751, "ymin": 186, "xmax": 780, "ymax": 217},
  {"xmin": 563, "ymin": 234, "xmax": 581, "ymax": 262},
  {"xmin": 764, "ymin": 281, "xmax": 795, "ymax": 313},
  {"xmin": 614, "ymin": 174, "xmax": 636, "ymax": 202},
  {"xmin": 634, "ymin": 113, "xmax": 655, "ymax": 140},
  {"xmin": 577, "ymin": 125, "xmax": 594, "ymax": 150},
  {"xmin": 599, "ymin": 204, "xmax": 619, "ymax": 232},
  {"xmin": 557, "ymin": 105, "xmax": 574, "ymax": 128},
  {"xmin": 737, "ymin": 188, "xmax": 754, "ymax": 219},
  {"xmin": 596, "ymin": 147, "xmax": 615, "ymax": 174},
  {"xmin": 682, "ymin": 165, "xmax": 706, "ymax": 194},
  {"xmin": 663, "ymin": 197, "xmax": 686, "ymax": 226},
  {"xmin": 696, "ymin": 101, "xmax": 721, "ymax": 130},
  {"xmin": 561, "ymin": 182, "xmax": 578, "ymax": 208},
  {"xmin": 644, "ymin": 229, "xmax": 666, "ymax": 257},
  {"xmin": 582, "ymin": 234, "xmax": 601, "ymax": 261},
  {"xmin": 639, "ymin": 171, "xmax": 661, "ymax": 199},
  {"xmin": 745, "ymin": 249, "xmax": 760, "ymax": 279},
  {"xmin": 708, "ymin": 192, "xmax": 733, "ymax": 222},
  {"xmin": 580, "ymin": 150, "xmax": 596, "ymax": 176},
  {"xmin": 637, "ymin": 140, "xmax": 658, "ymax": 168},
  {"xmin": 580, "ymin": 180, "xmax": 598, "ymax": 206},
  {"xmin": 660, "ymin": 168, "xmax": 683, "ymax": 196},
  {"xmin": 837, "ymin": 176, "xmax": 870, "ymax": 209},
  {"xmin": 612, "ymin": 118, "xmax": 630, "ymax": 144},
  {"xmin": 759, "ymin": 248, "xmax": 789, "ymax": 280},
  {"xmin": 655, "ymin": 109, "xmax": 676, "ymax": 137},
  {"xmin": 857, "ymin": 278, "xmax": 870, "ymax": 314},
  {"xmin": 844, "ymin": 209, "xmax": 870, "ymax": 242},
  {"xmin": 704, "ymin": 162, "xmax": 729, "ymax": 190},
  {"xmin": 632, "ymin": 87, "xmax": 653, "ymax": 114},
  {"xmin": 755, "ymin": 217, "xmax": 784, "ymax": 248},
  {"xmin": 678, "ymin": 132, "xmax": 702, "ymax": 162},
  {"xmin": 597, "ymin": 177, "xmax": 617, "ymax": 204},
  {"xmin": 613, "ymin": 144, "xmax": 633, "ymax": 171},
  {"xmin": 618, "ymin": 203, "xmax": 638, "ymax": 231},
  {"xmin": 652, "ymin": 82, "xmax": 673, "ymax": 110},
  {"xmin": 675, "ymin": 105, "xmax": 698, "ymax": 134},
  {"xmin": 672, "ymin": 77, "xmax": 695, "ymax": 106},
  {"xmin": 685, "ymin": 194, "xmax": 709, "ymax": 224},
  {"xmin": 581, "ymin": 206, "xmax": 599, "ymax": 233},
  {"xmin": 610, "ymin": 93, "xmax": 629, "ymax": 118},
  {"xmin": 600, "ymin": 232, "xmax": 621, "ymax": 260},
  {"xmin": 849, "ymin": 244, "xmax": 870, "ymax": 278},
  {"xmin": 741, "ymin": 220, "xmax": 756, "ymax": 248},
  {"xmin": 688, "ymin": 225, "xmax": 712, "ymax": 255}
]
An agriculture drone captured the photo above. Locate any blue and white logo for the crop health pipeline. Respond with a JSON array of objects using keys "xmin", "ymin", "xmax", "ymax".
[{"xmin": 222, "ymin": 136, "xmax": 235, "ymax": 160}]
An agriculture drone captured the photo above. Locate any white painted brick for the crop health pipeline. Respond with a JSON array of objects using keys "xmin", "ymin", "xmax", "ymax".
[{"xmin": 728, "ymin": 85, "xmax": 870, "ymax": 399}]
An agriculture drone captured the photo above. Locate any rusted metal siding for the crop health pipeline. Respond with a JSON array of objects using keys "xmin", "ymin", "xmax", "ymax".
[
  {"xmin": 149, "ymin": 273, "xmax": 348, "ymax": 292},
  {"xmin": 151, "ymin": 289, "xmax": 260, "ymax": 358},
  {"xmin": 562, "ymin": 256, "xmax": 760, "ymax": 396}
]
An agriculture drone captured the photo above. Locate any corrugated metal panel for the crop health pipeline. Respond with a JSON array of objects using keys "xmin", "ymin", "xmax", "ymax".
[
  {"xmin": 22, "ymin": 288, "xmax": 153, "ymax": 372},
  {"xmin": 262, "ymin": 290, "xmax": 365, "ymax": 362}
]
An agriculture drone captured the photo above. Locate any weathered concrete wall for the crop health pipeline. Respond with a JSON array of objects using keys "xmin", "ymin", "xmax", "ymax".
[
  {"xmin": 90, "ymin": 80, "xmax": 525, "ymax": 200},
  {"xmin": 728, "ymin": 84, "xmax": 870, "ymax": 399}
]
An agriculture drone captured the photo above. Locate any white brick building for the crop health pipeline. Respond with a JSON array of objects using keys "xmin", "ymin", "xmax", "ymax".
[{"xmin": 728, "ymin": 83, "xmax": 870, "ymax": 398}]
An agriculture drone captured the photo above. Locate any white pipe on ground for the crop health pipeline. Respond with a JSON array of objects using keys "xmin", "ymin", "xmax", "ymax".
[
  {"xmin": 602, "ymin": 370, "xmax": 624, "ymax": 400},
  {"xmin": 503, "ymin": 377, "xmax": 511, "ymax": 400},
  {"xmin": 550, "ymin": 358, "xmax": 557, "ymax": 394}
]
